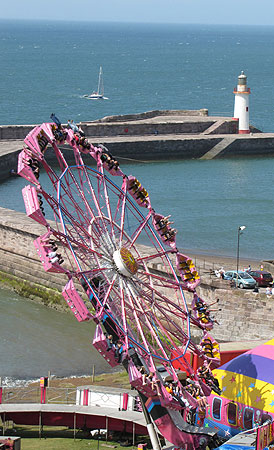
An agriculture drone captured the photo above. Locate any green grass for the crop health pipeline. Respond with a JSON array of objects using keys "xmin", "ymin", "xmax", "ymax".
[
  {"xmin": 21, "ymin": 438, "xmax": 124, "ymax": 450},
  {"xmin": 4, "ymin": 426, "xmax": 143, "ymax": 450}
]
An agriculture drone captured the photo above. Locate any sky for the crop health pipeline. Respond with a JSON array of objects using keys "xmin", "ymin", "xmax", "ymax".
[{"xmin": 1, "ymin": 0, "xmax": 274, "ymax": 26}]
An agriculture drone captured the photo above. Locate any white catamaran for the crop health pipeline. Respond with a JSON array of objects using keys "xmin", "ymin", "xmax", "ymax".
[{"xmin": 84, "ymin": 66, "xmax": 108, "ymax": 100}]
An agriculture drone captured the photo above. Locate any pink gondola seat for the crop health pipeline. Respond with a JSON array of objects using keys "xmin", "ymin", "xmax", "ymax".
[
  {"xmin": 152, "ymin": 213, "xmax": 177, "ymax": 249},
  {"xmin": 92, "ymin": 324, "xmax": 120, "ymax": 368},
  {"xmin": 33, "ymin": 236, "xmax": 66, "ymax": 273},
  {"xmin": 191, "ymin": 293, "xmax": 213, "ymax": 330},
  {"xmin": 127, "ymin": 361, "xmax": 157, "ymax": 396},
  {"xmin": 159, "ymin": 385, "xmax": 183, "ymax": 411},
  {"xmin": 199, "ymin": 332, "xmax": 221, "ymax": 368},
  {"xmin": 176, "ymin": 253, "xmax": 200, "ymax": 290},
  {"xmin": 24, "ymin": 125, "xmax": 48, "ymax": 157},
  {"xmin": 17, "ymin": 149, "xmax": 40, "ymax": 184},
  {"xmin": 127, "ymin": 176, "xmax": 151, "ymax": 208},
  {"xmin": 22, "ymin": 185, "xmax": 48, "ymax": 226},
  {"xmin": 62, "ymin": 279, "xmax": 92, "ymax": 322}
]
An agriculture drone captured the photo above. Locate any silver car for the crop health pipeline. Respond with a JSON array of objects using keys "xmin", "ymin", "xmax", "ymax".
[{"xmin": 224, "ymin": 270, "xmax": 256, "ymax": 289}]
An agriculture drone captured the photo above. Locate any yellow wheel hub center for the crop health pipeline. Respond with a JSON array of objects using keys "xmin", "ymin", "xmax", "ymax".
[{"xmin": 113, "ymin": 247, "xmax": 138, "ymax": 277}]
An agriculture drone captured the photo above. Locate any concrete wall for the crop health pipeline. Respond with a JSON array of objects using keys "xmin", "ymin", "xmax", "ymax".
[
  {"xmin": 0, "ymin": 119, "xmax": 216, "ymax": 140},
  {"xmin": 220, "ymin": 136, "xmax": 274, "ymax": 157},
  {"xmin": 82, "ymin": 120, "xmax": 216, "ymax": 137},
  {"xmin": 260, "ymin": 260, "xmax": 274, "ymax": 274},
  {"xmin": 0, "ymin": 148, "xmax": 22, "ymax": 179},
  {"xmin": 0, "ymin": 125, "xmax": 35, "ymax": 140},
  {"xmin": 196, "ymin": 284, "xmax": 274, "ymax": 343},
  {"xmin": 0, "ymin": 110, "xmax": 235, "ymax": 140},
  {"xmin": 0, "ymin": 207, "xmax": 273, "ymax": 343},
  {"xmin": 0, "ymin": 207, "xmax": 68, "ymax": 293},
  {"xmin": 207, "ymin": 120, "xmax": 239, "ymax": 135},
  {"xmin": 91, "ymin": 137, "xmax": 223, "ymax": 160},
  {"xmin": 87, "ymin": 109, "xmax": 209, "ymax": 123}
]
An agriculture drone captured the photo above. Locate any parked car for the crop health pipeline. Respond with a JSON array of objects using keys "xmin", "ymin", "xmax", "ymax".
[
  {"xmin": 223, "ymin": 270, "xmax": 256, "ymax": 289},
  {"xmin": 248, "ymin": 270, "xmax": 273, "ymax": 287}
]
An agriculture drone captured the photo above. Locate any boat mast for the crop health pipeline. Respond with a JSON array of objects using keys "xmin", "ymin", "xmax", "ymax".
[{"xmin": 98, "ymin": 67, "xmax": 104, "ymax": 96}]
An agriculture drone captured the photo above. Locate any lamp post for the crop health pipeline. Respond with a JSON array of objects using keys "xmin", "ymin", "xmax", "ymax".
[{"xmin": 236, "ymin": 225, "xmax": 246, "ymax": 287}]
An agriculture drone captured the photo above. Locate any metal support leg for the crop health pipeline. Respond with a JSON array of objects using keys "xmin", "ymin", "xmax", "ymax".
[
  {"xmin": 139, "ymin": 395, "xmax": 161, "ymax": 450},
  {"xmin": 133, "ymin": 421, "xmax": 135, "ymax": 447},
  {"xmin": 74, "ymin": 412, "xmax": 76, "ymax": 441},
  {"xmin": 106, "ymin": 416, "xmax": 108, "ymax": 442},
  {"xmin": 39, "ymin": 411, "xmax": 42, "ymax": 440},
  {"xmin": 3, "ymin": 412, "xmax": 5, "ymax": 436}
]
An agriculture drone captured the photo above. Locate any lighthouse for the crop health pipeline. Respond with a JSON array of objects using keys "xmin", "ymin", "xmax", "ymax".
[{"xmin": 233, "ymin": 71, "xmax": 250, "ymax": 134}]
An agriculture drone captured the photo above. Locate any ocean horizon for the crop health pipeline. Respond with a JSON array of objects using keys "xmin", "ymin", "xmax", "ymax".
[{"xmin": 1, "ymin": 19, "xmax": 274, "ymax": 132}]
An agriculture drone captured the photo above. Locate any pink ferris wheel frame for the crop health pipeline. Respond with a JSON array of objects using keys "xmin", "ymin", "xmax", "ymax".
[{"xmin": 17, "ymin": 119, "xmax": 220, "ymax": 449}]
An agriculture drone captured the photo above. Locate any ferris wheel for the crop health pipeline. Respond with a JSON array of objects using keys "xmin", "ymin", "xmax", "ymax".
[{"xmin": 17, "ymin": 115, "xmax": 220, "ymax": 449}]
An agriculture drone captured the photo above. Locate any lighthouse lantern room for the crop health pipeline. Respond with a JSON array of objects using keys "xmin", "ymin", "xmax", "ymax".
[{"xmin": 233, "ymin": 71, "xmax": 250, "ymax": 134}]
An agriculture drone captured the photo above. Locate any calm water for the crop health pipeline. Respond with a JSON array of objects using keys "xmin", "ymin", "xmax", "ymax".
[
  {"xmin": 0, "ymin": 287, "xmax": 110, "ymax": 382},
  {"xmin": 1, "ymin": 20, "xmax": 274, "ymax": 380},
  {"xmin": 1, "ymin": 20, "xmax": 274, "ymax": 131},
  {"xmin": 1, "ymin": 157, "xmax": 273, "ymax": 261}
]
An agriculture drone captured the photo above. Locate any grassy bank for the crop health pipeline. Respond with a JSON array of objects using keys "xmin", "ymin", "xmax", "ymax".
[
  {"xmin": 28, "ymin": 370, "xmax": 131, "ymax": 390},
  {"xmin": 0, "ymin": 270, "xmax": 68, "ymax": 312}
]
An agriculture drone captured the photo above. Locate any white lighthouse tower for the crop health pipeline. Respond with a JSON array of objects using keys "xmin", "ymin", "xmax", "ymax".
[{"xmin": 233, "ymin": 71, "xmax": 250, "ymax": 134}]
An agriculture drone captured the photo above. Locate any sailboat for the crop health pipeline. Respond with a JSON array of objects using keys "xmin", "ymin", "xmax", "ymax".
[{"xmin": 84, "ymin": 66, "xmax": 108, "ymax": 100}]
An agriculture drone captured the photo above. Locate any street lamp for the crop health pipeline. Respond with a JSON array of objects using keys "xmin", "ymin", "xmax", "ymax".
[{"xmin": 236, "ymin": 225, "xmax": 246, "ymax": 287}]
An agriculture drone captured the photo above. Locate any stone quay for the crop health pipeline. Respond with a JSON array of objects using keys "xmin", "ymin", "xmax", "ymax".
[{"xmin": 1, "ymin": 109, "xmax": 274, "ymax": 180}]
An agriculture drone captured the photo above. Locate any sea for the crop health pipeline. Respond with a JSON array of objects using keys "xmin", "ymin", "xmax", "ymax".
[{"xmin": 0, "ymin": 19, "xmax": 274, "ymax": 381}]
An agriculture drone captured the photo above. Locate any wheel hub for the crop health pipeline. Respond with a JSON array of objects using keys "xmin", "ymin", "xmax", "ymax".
[{"xmin": 113, "ymin": 247, "xmax": 138, "ymax": 277}]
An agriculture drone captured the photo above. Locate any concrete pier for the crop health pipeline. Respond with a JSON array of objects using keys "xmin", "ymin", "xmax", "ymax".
[{"xmin": 1, "ymin": 109, "xmax": 274, "ymax": 180}]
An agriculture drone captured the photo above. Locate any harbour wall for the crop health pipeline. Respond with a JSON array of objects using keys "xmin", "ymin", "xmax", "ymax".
[
  {"xmin": 2, "ymin": 133, "xmax": 274, "ymax": 182},
  {"xmin": 0, "ymin": 207, "xmax": 68, "ymax": 306},
  {"xmin": 0, "ymin": 207, "xmax": 273, "ymax": 343},
  {"xmin": 91, "ymin": 109, "xmax": 210, "ymax": 122},
  {"xmin": 1, "ymin": 109, "xmax": 274, "ymax": 181},
  {"xmin": 0, "ymin": 109, "xmax": 235, "ymax": 140}
]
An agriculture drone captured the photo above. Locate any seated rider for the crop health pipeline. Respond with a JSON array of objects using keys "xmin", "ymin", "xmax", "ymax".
[
  {"xmin": 165, "ymin": 382, "xmax": 173, "ymax": 395},
  {"xmin": 102, "ymin": 312, "xmax": 119, "ymax": 344},
  {"xmin": 128, "ymin": 179, "xmax": 141, "ymax": 193},
  {"xmin": 50, "ymin": 113, "xmax": 62, "ymax": 127},
  {"xmin": 106, "ymin": 334, "xmax": 114, "ymax": 351},
  {"xmin": 114, "ymin": 341, "xmax": 124, "ymax": 363},
  {"xmin": 197, "ymin": 362, "xmax": 221, "ymax": 394}
]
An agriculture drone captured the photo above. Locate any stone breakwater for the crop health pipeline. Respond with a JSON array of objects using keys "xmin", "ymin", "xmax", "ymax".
[
  {"xmin": 0, "ymin": 207, "xmax": 274, "ymax": 343},
  {"xmin": 1, "ymin": 109, "xmax": 274, "ymax": 180}
]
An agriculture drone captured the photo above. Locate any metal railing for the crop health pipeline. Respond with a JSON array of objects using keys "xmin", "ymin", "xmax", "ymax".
[
  {"xmin": 46, "ymin": 387, "xmax": 77, "ymax": 404},
  {"xmin": 1, "ymin": 386, "xmax": 40, "ymax": 404},
  {"xmin": 0, "ymin": 386, "xmax": 77, "ymax": 405},
  {"xmin": 0, "ymin": 386, "xmax": 141, "ymax": 411}
]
